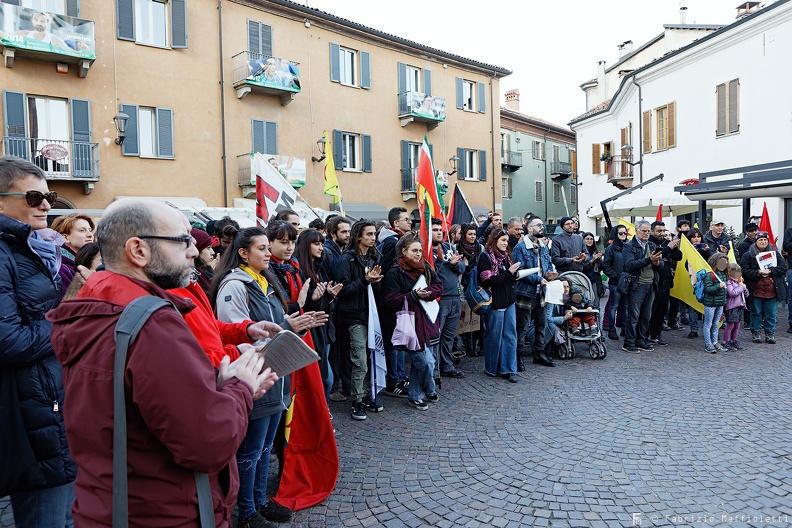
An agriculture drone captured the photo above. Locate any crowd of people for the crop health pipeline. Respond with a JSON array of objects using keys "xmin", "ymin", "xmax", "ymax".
[{"xmin": 1, "ymin": 152, "xmax": 791, "ymax": 527}]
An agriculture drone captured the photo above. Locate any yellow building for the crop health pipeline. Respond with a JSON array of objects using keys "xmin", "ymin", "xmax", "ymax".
[{"xmin": 0, "ymin": 0, "xmax": 510, "ymax": 220}]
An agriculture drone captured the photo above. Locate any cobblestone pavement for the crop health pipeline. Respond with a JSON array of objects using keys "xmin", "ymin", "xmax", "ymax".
[{"xmin": 3, "ymin": 316, "xmax": 791, "ymax": 527}]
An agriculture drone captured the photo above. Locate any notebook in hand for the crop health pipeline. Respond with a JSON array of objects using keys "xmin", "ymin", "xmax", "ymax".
[{"xmin": 254, "ymin": 330, "xmax": 320, "ymax": 377}]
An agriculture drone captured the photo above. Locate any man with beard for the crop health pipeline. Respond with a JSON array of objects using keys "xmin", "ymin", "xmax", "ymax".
[
  {"xmin": 431, "ymin": 218, "xmax": 466, "ymax": 380},
  {"xmin": 550, "ymin": 216, "xmax": 588, "ymax": 273},
  {"xmin": 505, "ymin": 216, "xmax": 523, "ymax": 256},
  {"xmin": 647, "ymin": 221, "xmax": 682, "ymax": 346},
  {"xmin": 322, "ymin": 215, "xmax": 353, "ymax": 401},
  {"xmin": 47, "ymin": 199, "xmax": 277, "ymax": 527}
]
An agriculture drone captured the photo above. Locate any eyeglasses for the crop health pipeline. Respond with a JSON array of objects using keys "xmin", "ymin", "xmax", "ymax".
[
  {"xmin": 529, "ymin": 222, "xmax": 545, "ymax": 228},
  {"xmin": 0, "ymin": 190, "xmax": 58, "ymax": 207},
  {"xmin": 138, "ymin": 234, "xmax": 193, "ymax": 249}
]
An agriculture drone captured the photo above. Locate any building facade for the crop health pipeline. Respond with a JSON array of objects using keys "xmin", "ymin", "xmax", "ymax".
[{"xmin": 0, "ymin": 0, "xmax": 510, "ymax": 220}]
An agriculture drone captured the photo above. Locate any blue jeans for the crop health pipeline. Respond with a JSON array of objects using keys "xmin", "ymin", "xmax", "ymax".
[
  {"xmin": 236, "ymin": 413, "xmax": 281, "ymax": 519},
  {"xmin": 385, "ymin": 342, "xmax": 405, "ymax": 387},
  {"xmin": 703, "ymin": 306, "xmax": 724, "ymax": 347},
  {"xmin": 484, "ymin": 304, "xmax": 518, "ymax": 376},
  {"xmin": 680, "ymin": 303, "xmax": 699, "ymax": 332},
  {"xmin": 436, "ymin": 297, "xmax": 462, "ymax": 375},
  {"xmin": 787, "ymin": 269, "xmax": 792, "ymax": 326},
  {"xmin": 321, "ymin": 344, "xmax": 334, "ymax": 402},
  {"xmin": 11, "ymin": 481, "xmax": 75, "ymax": 528},
  {"xmin": 606, "ymin": 284, "xmax": 626, "ymax": 330},
  {"xmin": 751, "ymin": 297, "xmax": 778, "ymax": 334},
  {"xmin": 625, "ymin": 283, "xmax": 654, "ymax": 347},
  {"xmin": 406, "ymin": 346, "xmax": 436, "ymax": 401}
]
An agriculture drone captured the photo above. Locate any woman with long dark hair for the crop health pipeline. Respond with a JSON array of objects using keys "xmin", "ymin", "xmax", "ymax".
[
  {"xmin": 581, "ymin": 232, "xmax": 605, "ymax": 299},
  {"xmin": 457, "ymin": 223, "xmax": 484, "ymax": 356}
]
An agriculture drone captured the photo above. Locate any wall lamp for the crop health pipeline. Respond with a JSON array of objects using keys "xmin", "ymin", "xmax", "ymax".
[
  {"xmin": 448, "ymin": 155, "xmax": 459, "ymax": 176},
  {"xmin": 113, "ymin": 112, "xmax": 129, "ymax": 145},
  {"xmin": 311, "ymin": 137, "xmax": 326, "ymax": 163},
  {"xmin": 621, "ymin": 144, "xmax": 642, "ymax": 166}
]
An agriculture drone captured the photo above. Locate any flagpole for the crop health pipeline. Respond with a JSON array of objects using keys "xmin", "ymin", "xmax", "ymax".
[{"xmin": 294, "ymin": 191, "xmax": 323, "ymax": 220}]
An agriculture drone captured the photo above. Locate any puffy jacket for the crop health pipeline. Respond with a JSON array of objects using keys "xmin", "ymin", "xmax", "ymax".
[
  {"xmin": 602, "ymin": 226, "xmax": 625, "ymax": 280},
  {"xmin": 381, "ymin": 265, "xmax": 443, "ymax": 350},
  {"xmin": 701, "ymin": 270, "xmax": 727, "ymax": 308},
  {"xmin": 725, "ymin": 279, "xmax": 748, "ymax": 311},
  {"xmin": 336, "ymin": 250, "xmax": 379, "ymax": 322},
  {"xmin": 512, "ymin": 237, "xmax": 554, "ymax": 298},
  {"xmin": 740, "ymin": 245, "xmax": 788, "ymax": 302},
  {"xmin": 0, "ymin": 213, "xmax": 75, "ymax": 493},
  {"xmin": 48, "ymin": 272, "xmax": 252, "ymax": 527}
]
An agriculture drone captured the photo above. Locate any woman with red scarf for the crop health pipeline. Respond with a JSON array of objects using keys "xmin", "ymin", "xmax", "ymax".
[
  {"xmin": 478, "ymin": 229, "xmax": 522, "ymax": 382},
  {"xmin": 382, "ymin": 233, "xmax": 443, "ymax": 411}
]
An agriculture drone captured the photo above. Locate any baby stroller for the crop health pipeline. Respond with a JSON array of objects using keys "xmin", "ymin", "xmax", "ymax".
[{"xmin": 554, "ymin": 271, "xmax": 607, "ymax": 360}]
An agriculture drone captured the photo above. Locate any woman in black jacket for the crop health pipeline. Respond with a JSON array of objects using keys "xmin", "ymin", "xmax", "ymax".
[
  {"xmin": 582, "ymin": 231, "xmax": 605, "ymax": 299},
  {"xmin": 740, "ymin": 232, "xmax": 788, "ymax": 344},
  {"xmin": 602, "ymin": 225, "xmax": 628, "ymax": 340},
  {"xmin": 457, "ymin": 223, "xmax": 484, "ymax": 355}
]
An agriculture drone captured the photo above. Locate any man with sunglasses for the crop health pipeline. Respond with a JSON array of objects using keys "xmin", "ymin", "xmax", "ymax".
[
  {"xmin": 0, "ymin": 156, "xmax": 75, "ymax": 526},
  {"xmin": 47, "ymin": 199, "xmax": 277, "ymax": 526}
]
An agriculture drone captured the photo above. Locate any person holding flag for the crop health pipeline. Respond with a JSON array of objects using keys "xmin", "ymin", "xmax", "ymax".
[{"xmin": 414, "ymin": 135, "xmax": 444, "ymax": 269}]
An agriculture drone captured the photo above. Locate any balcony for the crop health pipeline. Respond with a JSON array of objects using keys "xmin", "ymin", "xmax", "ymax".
[
  {"xmin": 3, "ymin": 137, "xmax": 99, "ymax": 193},
  {"xmin": 232, "ymin": 51, "xmax": 300, "ymax": 105},
  {"xmin": 501, "ymin": 149, "xmax": 522, "ymax": 172},
  {"xmin": 551, "ymin": 160, "xmax": 573, "ymax": 178},
  {"xmin": 607, "ymin": 155, "xmax": 634, "ymax": 190},
  {"xmin": 398, "ymin": 91, "xmax": 446, "ymax": 131},
  {"xmin": 0, "ymin": 4, "xmax": 95, "ymax": 77},
  {"xmin": 237, "ymin": 152, "xmax": 307, "ymax": 198},
  {"xmin": 400, "ymin": 167, "xmax": 417, "ymax": 201}
]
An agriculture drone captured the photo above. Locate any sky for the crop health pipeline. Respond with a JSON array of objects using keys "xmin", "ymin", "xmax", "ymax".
[{"xmin": 302, "ymin": 0, "xmax": 743, "ymax": 127}]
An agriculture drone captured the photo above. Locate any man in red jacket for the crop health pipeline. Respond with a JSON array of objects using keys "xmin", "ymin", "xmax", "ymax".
[{"xmin": 48, "ymin": 199, "xmax": 278, "ymax": 527}]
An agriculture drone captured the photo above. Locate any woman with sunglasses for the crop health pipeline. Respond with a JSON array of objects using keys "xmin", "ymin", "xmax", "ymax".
[
  {"xmin": 0, "ymin": 156, "xmax": 76, "ymax": 526},
  {"xmin": 602, "ymin": 225, "xmax": 628, "ymax": 340}
]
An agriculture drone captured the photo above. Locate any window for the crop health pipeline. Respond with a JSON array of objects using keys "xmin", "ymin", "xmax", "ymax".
[
  {"xmin": 656, "ymin": 107, "xmax": 667, "ymax": 150},
  {"xmin": 252, "ymin": 119, "xmax": 277, "ymax": 154},
  {"xmin": 535, "ymin": 180, "xmax": 543, "ymax": 202},
  {"xmin": 247, "ymin": 20, "xmax": 272, "ymax": 59},
  {"xmin": 330, "ymin": 43, "xmax": 370, "ymax": 88},
  {"xmin": 553, "ymin": 182, "xmax": 561, "ymax": 203},
  {"xmin": 341, "ymin": 132, "xmax": 359, "ymax": 170},
  {"xmin": 716, "ymin": 79, "xmax": 740, "ymax": 136},
  {"xmin": 339, "ymin": 47, "xmax": 356, "ymax": 86},
  {"xmin": 333, "ymin": 129, "xmax": 371, "ymax": 172},
  {"xmin": 532, "ymin": 141, "xmax": 545, "ymax": 160},
  {"xmin": 552, "ymin": 145, "xmax": 560, "ymax": 164},
  {"xmin": 501, "ymin": 177, "xmax": 512, "ymax": 199},
  {"xmin": 405, "ymin": 65, "xmax": 420, "ymax": 93},
  {"xmin": 571, "ymin": 182, "xmax": 577, "ymax": 204},
  {"xmin": 117, "ymin": 0, "xmax": 187, "ymax": 48},
  {"xmin": 463, "ymin": 149, "xmax": 477, "ymax": 180},
  {"xmin": 462, "ymin": 81, "xmax": 474, "ymax": 111},
  {"xmin": 456, "ymin": 78, "xmax": 485, "ymax": 113},
  {"xmin": 135, "ymin": 0, "xmax": 168, "ymax": 47},
  {"xmin": 643, "ymin": 102, "xmax": 676, "ymax": 153},
  {"xmin": 120, "ymin": 103, "xmax": 174, "ymax": 158},
  {"xmin": 455, "ymin": 147, "xmax": 486, "ymax": 181},
  {"xmin": 21, "ymin": 0, "xmax": 66, "ymax": 15}
]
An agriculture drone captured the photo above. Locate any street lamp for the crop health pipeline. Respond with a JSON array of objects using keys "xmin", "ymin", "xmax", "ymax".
[
  {"xmin": 621, "ymin": 144, "xmax": 642, "ymax": 166},
  {"xmin": 113, "ymin": 112, "xmax": 129, "ymax": 146},
  {"xmin": 448, "ymin": 155, "xmax": 459, "ymax": 176},
  {"xmin": 311, "ymin": 137, "xmax": 327, "ymax": 163}
]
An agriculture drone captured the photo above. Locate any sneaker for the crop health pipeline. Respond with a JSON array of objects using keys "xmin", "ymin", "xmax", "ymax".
[
  {"xmin": 723, "ymin": 341, "xmax": 735, "ymax": 350},
  {"xmin": 235, "ymin": 512, "xmax": 277, "ymax": 528},
  {"xmin": 649, "ymin": 337, "xmax": 669, "ymax": 346},
  {"xmin": 408, "ymin": 399, "xmax": 428, "ymax": 411},
  {"xmin": 259, "ymin": 501, "xmax": 294, "ymax": 523},
  {"xmin": 765, "ymin": 334, "xmax": 776, "ymax": 344},
  {"xmin": 752, "ymin": 331, "xmax": 762, "ymax": 343},
  {"xmin": 425, "ymin": 392, "xmax": 439, "ymax": 403},
  {"xmin": 687, "ymin": 331, "xmax": 698, "ymax": 339},
  {"xmin": 608, "ymin": 329, "xmax": 619, "ymax": 341},
  {"xmin": 384, "ymin": 379, "xmax": 409, "ymax": 399},
  {"xmin": 329, "ymin": 391, "xmax": 348, "ymax": 402},
  {"xmin": 662, "ymin": 323, "xmax": 671, "ymax": 331},
  {"xmin": 588, "ymin": 326, "xmax": 599, "ymax": 335},
  {"xmin": 621, "ymin": 344, "xmax": 640, "ymax": 354},
  {"xmin": 669, "ymin": 323, "xmax": 683, "ymax": 330},
  {"xmin": 507, "ymin": 373, "xmax": 518, "ymax": 383},
  {"xmin": 732, "ymin": 340, "xmax": 744, "ymax": 350},
  {"xmin": 572, "ymin": 328, "xmax": 581, "ymax": 336},
  {"xmin": 440, "ymin": 369, "xmax": 466, "ymax": 378},
  {"xmin": 714, "ymin": 343, "xmax": 729, "ymax": 352},
  {"xmin": 350, "ymin": 402, "xmax": 367, "ymax": 421},
  {"xmin": 361, "ymin": 396, "xmax": 384, "ymax": 413},
  {"xmin": 704, "ymin": 344, "xmax": 717, "ymax": 354},
  {"xmin": 636, "ymin": 342, "xmax": 654, "ymax": 351}
]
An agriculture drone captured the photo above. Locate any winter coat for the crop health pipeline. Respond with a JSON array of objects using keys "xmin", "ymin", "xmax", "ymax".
[
  {"xmin": 216, "ymin": 269, "xmax": 293, "ymax": 419},
  {"xmin": 740, "ymin": 244, "xmax": 788, "ymax": 302},
  {"xmin": 48, "ymin": 272, "xmax": 253, "ymax": 527},
  {"xmin": 432, "ymin": 242, "xmax": 465, "ymax": 300},
  {"xmin": 512, "ymin": 236, "xmax": 554, "ymax": 299},
  {"xmin": 622, "ymin": 237, "xmax": 662, "ymax": 285},
  {"xmin": 477, "ymin": 252, "xmax": 516, "ymax": 309},
  {"xmin": 336, "ymin": 250, "xmax": 379, "ymax": 322},
  {"xmin": 725, "ymin": 279, "xmax": 749, "ymax": 311},
  {"xmin": 302, "ymin": 260, "xmax": 336, "ymax": 351},
  {"xmin": 320, "ymin": 238, "xmax": 344, "ymax": 282},
  {"xmin": 701, "ymin": 270, "xmax": 727, "ymax": 308},
  {"xmin": 602, "ymin": 226, "xmax": 625, "ymax": 281},
  {"xmin": 783, "ymin": 227, "xmax": 792, "ymax": 267},
  {"xmin": 649, "ymin": 234, "xmax": 683, "ymax": 289},
  {"xmin": 376, "ymin": 227, "xmax": 401, "ymax": 276},
  {"xmin": 381, "ymin": 265, "xmax": 443, "ymax": 350},
  {"xmin": 550, "ymin": 230, "xmax": 588, "ymax": 273},
  {"xmin": 703, "ymin": 230, "xmax": 733, "ymax": 255},
  {"xmin": 58, "ymin": 245, "xmax": 76, "ymax": 297},
  {"xmin": 0, "ymin": 213, "xmax": 75, "ymax": 494}
]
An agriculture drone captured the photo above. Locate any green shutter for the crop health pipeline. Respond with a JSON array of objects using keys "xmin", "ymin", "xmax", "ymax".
[
  {"xmin": 333, "ymin": 129, "xmax": 343, "ymax": 170},
  {"xmin": 457, "ymin": 148, "xmax": 465, "ymax": 180},
  {"xmin": 455, "ymin": 78, "xmax": 463, "ymax": 109},
  {"xmin": 265, "ymin": 121, "xmax": 278, "ymax": 155},
  {"xmin": 478, "ymin": 150, "xmax": 487, "ymax": 181},
  {"xmin": 423, "ymin": 69, "xmax": 432, "ymax": 96},
  {"xmin": 120, "ymin": 104, "xmax": 139, "ymax": 156},
  {"xmin": 2, "ymin": 90, "xmax": 27, "ymax": 159}
]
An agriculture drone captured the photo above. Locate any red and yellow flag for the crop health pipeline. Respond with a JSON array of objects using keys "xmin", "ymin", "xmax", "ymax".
[{"xmin": 415, "ymin": 136, "xmax": 442, "ymax": 218}]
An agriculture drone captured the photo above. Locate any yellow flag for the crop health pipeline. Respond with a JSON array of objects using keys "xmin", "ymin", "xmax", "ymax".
[
  {"xmin": 618, "ymin": 218, "xmax": 635, "ymax": 238},
  {"xmin": 322, "ymin": 130, "xmax": 344, "ymax": 215},
  {"xmin": 727, "ymin": 241, "xmax": 737, "ymax": 264},
  {"xmin": 669, "ymin": 235, "xmax": 712, "ymax": 314}
]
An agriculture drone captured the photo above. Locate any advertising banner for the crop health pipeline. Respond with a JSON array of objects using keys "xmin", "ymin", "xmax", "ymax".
[
  {"xmin": 0, "ymin": 5, "xmax": 95, "ymax": 60},
  {"xmin": 251, "ymin": 154, "xmax": 306, "ymax": 189},
  {"xmin": 244, "ymin": 56, "xmax": 300, "ymax": 92}
]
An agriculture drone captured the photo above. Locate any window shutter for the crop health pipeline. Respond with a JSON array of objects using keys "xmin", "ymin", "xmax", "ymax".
[
  {"xmin": 360, "ymin": 51, "xmax": 371, "ymax": 89},
  {"xmin": 121, "ymin": 104, "xmax": 139, "ymax": 156},
  {"xmin": 2, "ymin": 90, "xmax": 27, "ymax": 159},
  {"xmin": 401, "ymin": 140, "xmax": 411, "ymax": 190},
  {"xmin": 477, "ymin": 82, "xmax": 486, "ymax": 113},
  {"xmin": 571, "ymin": 150, "xmax": 577, "ymax": 173},
  {"xmin": 478, "ymin": 150, "xmax": 487, "ymax": 181},
  {"xmin": 423, "ymin": 69, "xmax": 432, "ymax": 96},
  {"xmin": 728, "ymin": 79, "xmax": 739, "ymax": 134},
  {"xmin": 251, "ymin": 119, "xmax": 264, "ymax": 153},
  {"xmin": 170, "ymin": 0, "xmax": 187, "ymax": 49},
  {"xmin": 248, "ymin": 20, "xmax": 260, "ymax": 54},
  {"xmin": 117, "ymin": 0, "xmax": 134, "ymax": 41},
  {"xmin": 2, "ymin": 0, "xmax": 20, "ymax": 4},
  {"xmin": 642, "ymin": 110, "xmax": 652, "ymax": 153},
  {"xmin": 716, "ymin": 83, "xmax": 726, "ymax": 136},
  {"xmin": 156, "ymin": 108, "xmax": 174, "ymax": 158},
  {"xmin": 66, "ymin": 0, "xmax": 79, "ymax": 17},
  {"xmin": 457, "ymin": 148, "xmax": 465, "ymax": 180},
  {"xmin": 362, "ymin": 135, "xmax": 372, "ymax": 173},
  {"xmin": 455, "ymin": 78, "xmax": 463, "ymax": 109},
  {"xmin": 260, "ymin": 23, "xmax": 272, "ymax": 58},
  {"xmin": 329, "ymin": 43, "xmax": 340, "ymax": 83},
  {"xmin": 667, "ymin": 101, "xmax": 676, "ymax": 148},
  {"xmin": 591, "ymin": 144, "xmax": 600, "ymax": 175},
  {"xmin": 333, "ymin": 130, "xmax": 343, "ymax": 170},
  {"xmin": 620, "ymin": 126, "xmax": 628, "ymax": 147},
  {"xmin": 535, "ymin": 181, "xmax": 543, "ymax": 202},
  {"xmin": 70, "ymin": 98, "xmax": 92, "ymax": 176},
  {"xmin": 265, "ymin": 121, "xmax": 278, "ymax": 155},
  {"xmin": 397, "ymin": 62, "xmax": 407, "ymax": 93}
]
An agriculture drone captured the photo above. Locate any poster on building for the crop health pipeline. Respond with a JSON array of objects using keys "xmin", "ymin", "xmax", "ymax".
[
  {"xmin": 245, "ymin": 56, "xmax": 301, "ymax": 92},
  {"xmin": 251, "ymin": 154, "xmax": 307, "ymax": 188},
  {"xmin": 0, "ymin": 4, "xmax": 95, "ymax": 60},
  {"xmin": 410, "ymin": 92, "xmax": 446, "ymax": 121}
]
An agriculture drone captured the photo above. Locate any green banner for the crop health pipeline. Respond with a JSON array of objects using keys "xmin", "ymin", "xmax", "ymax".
[{"xmin": 0, "ymin": 5, "xmax": 95, "ymax": 60}]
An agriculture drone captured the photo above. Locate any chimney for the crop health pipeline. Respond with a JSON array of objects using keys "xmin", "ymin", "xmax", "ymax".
[
  {"xmin": 617, "ymin": 40, "xmax": 633, "ymax": 59},
  {"xmin": 505, "ymin": 89, "xmax": 520, "ymax": 112},
  {"xmin": 596, "ymin": 60, "xmax": 606, "ymax": 90},
  {"xmin": 736, "ymin": 2, "xmax": 761, "ymax": 19},
  {"xmin": 679, "ymin": 1, "xmax": 688, "ymax": 23}
]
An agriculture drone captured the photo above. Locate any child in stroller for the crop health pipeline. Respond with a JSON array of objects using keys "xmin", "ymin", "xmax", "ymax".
[{"xmin": 565, "ymin": 285, "xmax": 598, "ymax": 336}]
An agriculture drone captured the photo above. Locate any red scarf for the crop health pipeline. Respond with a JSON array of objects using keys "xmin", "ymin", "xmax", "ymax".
[
  {"xmin": 270, "ymin": 255, "xmax": 303, "ymax": 303},
  {"xmin": 398, "ymin": 255, "xmax": 427, "ymax": 282}
]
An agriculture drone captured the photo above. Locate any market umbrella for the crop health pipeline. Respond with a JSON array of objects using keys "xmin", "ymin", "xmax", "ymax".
[{"xmin": 587, "ymin": 185, "xmax": 741, "ymax": 218}]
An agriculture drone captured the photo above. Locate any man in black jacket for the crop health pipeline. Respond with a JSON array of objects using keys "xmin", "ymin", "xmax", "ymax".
[
  {"xmin": 621, "ymin": 220, "xmax": 663, "ymax": 353},
  {"xmin": 322, "ymin": 216, "xmax": 352, "ymax": 402},
  {"xmin": 647, "ymin": 221, "xmax": 682, "ymax": 346},
  {"xmin": 783, "ymin": 226, "xmax": 792, "ymax": 333}
]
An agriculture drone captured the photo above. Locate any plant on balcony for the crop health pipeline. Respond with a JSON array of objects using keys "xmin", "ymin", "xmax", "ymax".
[{"xmin": 600, "ymin": 151, "xmax": 613, "ymax": 163}]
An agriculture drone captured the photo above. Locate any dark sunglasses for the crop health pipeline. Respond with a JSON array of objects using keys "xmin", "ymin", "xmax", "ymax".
[
  {"xmin": 0, "ymin": 190, "xmax": 58, "ymax": 207},
  {"xmin": 138, "ymin": 234, "xmax": 193, "ymax": 249}
]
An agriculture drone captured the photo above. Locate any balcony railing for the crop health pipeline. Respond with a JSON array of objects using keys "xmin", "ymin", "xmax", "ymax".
[
  {"xmin": 237, "ymin": 152, "xmax": 307, "ymax": 198},
  {"xmin": 0, "ymin": 4, "xmax": 95, "ymax": 75},
  {"xmin": 232, "ymin": 51, "xmax": 300, "ymax": 103},
  {"xmin": 501, "ymin": 149, "xmax": 522, "ymax": 169},
  {"xmin": 398, "ymin": 91, "xmax": 446, "ymax": 128},
  {"xmin": 607, "ymin": 155, "xmax": 634, "ymax": 189},
  {"xmin": 3, "ymin": 137, "xmax": 99, "ymax": 181},
  {"xmin": 551, "ymin": 161, "xmax": 573, "ymax": 175},
  {"xmin": 401, "ymin": 167, "xmax": 417, "ymax": 193}
]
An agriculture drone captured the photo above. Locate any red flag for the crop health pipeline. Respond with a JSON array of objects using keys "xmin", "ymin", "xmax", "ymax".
[
  {"xmin": 415, "ymin": 136, "xmax": 442, "ymax": 219},
  {"xmin": 419, "ymin": 201, "xmax": 434, "ymax": 269},
  {"xmin": 759, "ymin": 202, "xmax": 776, "ymax": 247},
  {"xmin": 656, "ymin": 204, "xmax": 663, "ymax": 221}
]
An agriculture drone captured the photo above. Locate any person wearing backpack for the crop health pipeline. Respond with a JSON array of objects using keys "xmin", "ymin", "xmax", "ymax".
[
  {"xmin": 458, "ymin": 223, "xmax": 484, "ymax": 356},
  {"xmin": 701, "ymin": 253, "xmax": 729, "ymax": 353}
]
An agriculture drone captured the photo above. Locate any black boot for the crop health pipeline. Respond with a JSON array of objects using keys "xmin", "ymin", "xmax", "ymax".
[
  {"xmin": 532, "ymin": 352, "xmax": 555, "ymax": 367},
  {"xmin": 517, "ymin": 356, "xmax": 526, "ymax": 372}
]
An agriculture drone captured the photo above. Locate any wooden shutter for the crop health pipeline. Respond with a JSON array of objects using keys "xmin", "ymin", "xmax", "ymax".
[
  {"xmin": 477, "ymin": 82, "xmax": 486, "ymax": 113},
  {"xmin": 455, "ymin": 78, "xmax": 463, "ymax": 109},
  {"xmin": 591, "ymin": 144, "xmax": 600, "ymax": 175},
  {"xmin": 360, "ymin": 51, "xmax": 371, "ymax": 89},
  {"xmin": 716, "ymin": 83, "xmax": 727, "ymax": 136},
  {"xmin": 70, "ymin": 98, "xmax": 92, "ymax": 176},
  {"xmin": 728, "ymin": 79, "xmax": 739, "ymax": 134},
  {"xmin": 642, "ymin": 110, "xmax": 652, "ymax": 153},
  {"xmin": 156, "ymin": 108, "xmax": 174, "ymax": 158},
  {"xmin": 329, "ymin": 43, "xmax": 340, "ymax": 83},
  {"xmin": 423, "ymin": 69, "xmax": 432, "ymax": 96},
  {"xmin": 117, "ymin": 0, "xmax": 134, "ymax": 41},
  {"xmin": 66, "ymin": 0, "xmax": 80, "ymax": 17},
  {"xmin": 620, "ymin": 126, "xmax": 628, "ymax": 147},
  {"xmin": 478, "ymin": 150, "xmax": 487, "ymax": 181},
  {"xmin": 457, "ymin": 148, "xmax": 465, "ymax": 180},
  {"xmin": 260, "ymin": 23, "xmax": 272, "ymax": 58},
  {"xmin": 2, "ymin": 90, "xmax": 27, "ymax": 159},
  {"xmin": 333, "ymin": 130, "xmax": 343, "ymax": 170},
  {"xmin": 171, "ymin": 0, "xmax": 187, "ymax": 49},
  {"xmin": 667, "ymin": 101, "xmax": 676, "ymax": 148},
  {"xmin": 120, "ymin": 104, "xmax": 139, "ymax": 156},
  {"xmin": 362, "ymin": 134, "xmax": 372, "ymax": 173},
  {"xmin": 571, "ymin": 150, "xmax": 577, "ymax": 173}
]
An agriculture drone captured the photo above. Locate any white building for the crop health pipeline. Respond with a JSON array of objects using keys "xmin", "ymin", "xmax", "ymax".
[{"xmin": 570, "ymin": 0, "xmax": 792, "ymax": 242}]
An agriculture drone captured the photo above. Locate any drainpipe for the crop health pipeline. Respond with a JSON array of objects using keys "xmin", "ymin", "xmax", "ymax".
[
  {"xmin": 543, "ymin": 126, "xmax": 550, "ymax": 221},
  {"xmin": 489, "ymin": 72, "xmax": 497, "ymax": 212},
  {"xmin": 631, "ymin": 75, "xmax": 643, "ymax": 184},
  {"xmin": 218, "ymin": 0, "xmax": 229, "ymax": 206}
]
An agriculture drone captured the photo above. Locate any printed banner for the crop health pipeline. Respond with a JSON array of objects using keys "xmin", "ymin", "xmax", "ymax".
[
  {"xmin": 0, "ymin": 5, "xmax": 95, "ymax": 60},
  {"xmin": 409, "ymin": 91, "xmax": 446, "ymax": 121},
  {"xmin": 251, "ymin": 154, "xmax": 306, "ymax": 188},
  {"xmin": 244, "ymin": 56, "xmax": 300, "ymax": 92}
]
